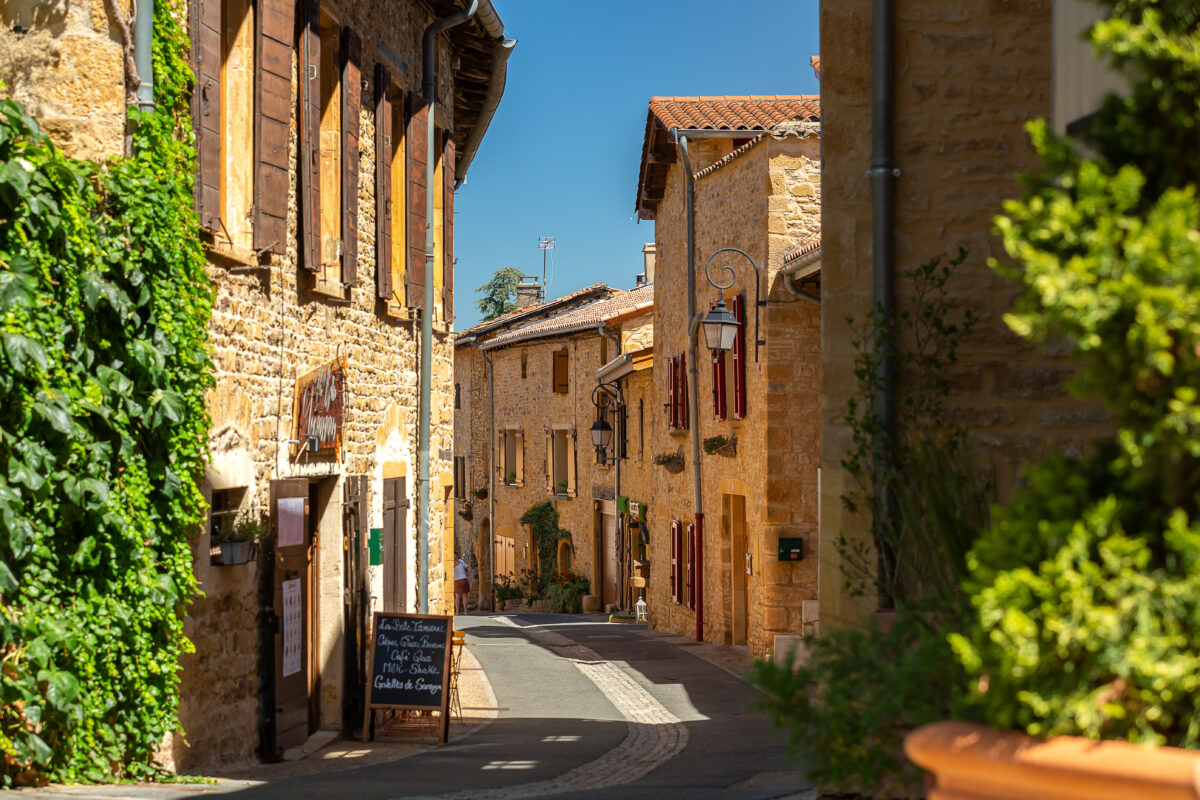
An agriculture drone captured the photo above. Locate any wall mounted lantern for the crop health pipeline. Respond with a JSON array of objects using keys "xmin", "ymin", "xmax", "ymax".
[
  {"xmin": 701, "ymin": 246, "xmax": 764, "ymax": 362},
  {"xmin": 590, "ymin": 383, "xmax": 623, "ymax": 463}
]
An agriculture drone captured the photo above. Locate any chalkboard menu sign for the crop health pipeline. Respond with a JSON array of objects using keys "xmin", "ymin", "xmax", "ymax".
[{"xmin": 362, "ymin": 612, "xmax": 453, "ymax": 743}]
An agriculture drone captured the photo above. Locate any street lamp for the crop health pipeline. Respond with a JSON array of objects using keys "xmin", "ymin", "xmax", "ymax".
[
  {"xmin": 590, "ymin": 383, "xmax": 623, "ymax": 463},
  {"xmin": 700, "ymin": 247, "xmax": 763, "ymax": 362},
  {"xmin": 590, "ymin": 417, "xmax": 613, "ymax": 449}
]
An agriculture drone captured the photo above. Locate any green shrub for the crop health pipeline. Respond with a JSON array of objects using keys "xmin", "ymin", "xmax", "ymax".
[
  {"xmin": 545, "ymin": 570, "xmax": 590, "ymax": 613},
  {"xmin": 750, "ymin": 615, "xmax": 964, "ymax": 795},
  {"xmin": 951, "ymin": 0, "xmax": 1200, "ymax": 749},
  {"xmin": 494, "ymin": 572, "xmax": 522, "ymax": 604}
]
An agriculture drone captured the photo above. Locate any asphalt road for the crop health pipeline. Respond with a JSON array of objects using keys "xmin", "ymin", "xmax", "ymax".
[{"xmin": 22, "ymin": 614, "xmax": 812, "ymax": 799}]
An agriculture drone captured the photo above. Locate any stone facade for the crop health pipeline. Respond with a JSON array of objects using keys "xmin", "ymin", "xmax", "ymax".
[
  {"xmin": 5, "ymin": 0, "xmax": 507, "ymax": 771},
  {"xmin": 817, "ymin": 1, "xmax": 1112, "ymax": 628},
  {"xmin": 644, "ymin": 129, "xmax": 823, "ymax": 659}
]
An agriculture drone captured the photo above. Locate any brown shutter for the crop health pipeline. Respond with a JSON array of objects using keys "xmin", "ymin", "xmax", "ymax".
[
  {"xmin": 193, "ymin": 0, "xmax": 221, "ymax": 231},
  {"xmin": 252, "ymin": 0, "xmax": 292, "ymax": 254},
  {"xmin": 679, "ymin": 351, "xmax": 689, "ymax": 429},
  {"xmin": 514, "ymin": 429, "xmax": 524, "ymax": 487},
  {"xmin": 545, "ymin": 432, "xmax": 553, "ymax": 494},
  {"xmin": 374, "ymin": 63, "xmax": 392, "ymax": 300},
  {"xmin": 497, "ymin": 431, "xmax": 506, "ymax": 481},
  {"xmin": 340, "ymin": 27, "xmax": 361, "ymax": 285},
  {"xmin": 406, "ymin": 91, "xmax": 429, "ymax": 308},
  {"xmin": 567, "ymin": 429, "xmax": 577, "ymax": 497},
  {"xmin": 443, "ymin": 134, "xmax": 455, "ymax": 323},
  {"xmin": 299, "ymin": 0, "xmax": 321, "ymax": 271},
  {"xmin": 552, "ymin": 350, "xmax": 569, "ymax": 393}
]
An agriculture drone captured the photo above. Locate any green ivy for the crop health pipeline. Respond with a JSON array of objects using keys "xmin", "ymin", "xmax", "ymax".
[
  {"xmin": 0, "ymin": 0, "xmax": 212, "ymax": 784},
  {"xmin": 519, "ymin": 502, "xmax": 571, "ymax": 593}
]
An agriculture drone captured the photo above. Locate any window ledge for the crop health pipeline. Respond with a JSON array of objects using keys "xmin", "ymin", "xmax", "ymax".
[{"xmin": 204, "ymin": 237, "xmax": 270, "ymax": 269}]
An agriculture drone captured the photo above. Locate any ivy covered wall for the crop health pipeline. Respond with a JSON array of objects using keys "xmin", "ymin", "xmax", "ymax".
[{"xmin": 0, "ymin": 0, "xmax": 213, "ymax": 784}]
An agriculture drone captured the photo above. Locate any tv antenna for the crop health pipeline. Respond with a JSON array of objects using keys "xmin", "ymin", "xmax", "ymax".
[{"xmin": 538, "ymin": 236, "xmax": 556, "ymax": 296}]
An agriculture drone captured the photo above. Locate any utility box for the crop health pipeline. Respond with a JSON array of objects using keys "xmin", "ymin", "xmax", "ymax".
[
  {"xmin": 778, "ymin": 537, "xmax": 804, "ymax": 562},
  {"xmin": 369, "ymin": 528, "xmax": 382, "ymax": 565}
]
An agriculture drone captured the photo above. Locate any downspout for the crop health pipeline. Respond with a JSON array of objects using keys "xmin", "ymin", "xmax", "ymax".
[
  {"xmin": 675, "ymin": 132, "xmax": 705, "ymax": 642},
  {"xmin": 133, "ymin": 0, "xmax": 154, "ymax": 112},
  {"xmin": 782, "ymin": 247, "xmax": 822, "ymax": 306},
  {"xmin": 470, "ymin": 338, "xmax": 496, "ymax": 611},
  {"xmin": 870, "ymin": 0, "xmax": 897, "ymax": 610},
  {"xmin": 418, "ymin": 0, "xmax": 478, "ymax": 614}
]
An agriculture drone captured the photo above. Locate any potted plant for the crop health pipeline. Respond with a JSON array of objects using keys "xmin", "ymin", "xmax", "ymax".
[
  {"xmin": 473, "ymin": 487, "xmax": 488, "ymax": 500},
  {"xmin": 213, "ymin": 512, "xmax": 266, "ymax": 566},
  {"xmin": 703, "ymin": 434, "xmax": 736, "ymax": 456},
  {"xmin": 654, "ymin": 452, "xmax": 685, "ymax": 474},
  {"xmin": 556, "ymin": 479, "xmax": 569, "ymax": 494},
  {"xmin": 506, "ymin": 471, "xmax": 516, "ymax": 484},
  {"xmin": 458, "ymin": 500, "xmax": 473, "ymax": 521}
]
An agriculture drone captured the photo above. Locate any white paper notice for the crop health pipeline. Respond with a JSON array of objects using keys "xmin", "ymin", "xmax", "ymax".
[
  {"xmin": 282, "ymin": 578, "xmax": 301, "ymax": 677},
  {"xmin": 277, "ymin": 497, "xmax": 304, "ymax": 548}
]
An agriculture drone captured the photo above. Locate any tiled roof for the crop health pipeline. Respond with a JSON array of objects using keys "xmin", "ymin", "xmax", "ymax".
[
  {"xmin": 482, "ymin": 284, "xmax": 655, "ymax": 350},
  {"xmin": 647, "ymin": 95, "xmax": 820, "ymax": 131},
  {"xmin": 455, "ymin": 283, "xmax": 613, "ymax": 344},
  {"xmin": 636, "ymin": 96, "xmax": 820, "ymax": 220},
  {"xmin": 783, "ymin": 238, "xmax": 822, "ymax": 265}
]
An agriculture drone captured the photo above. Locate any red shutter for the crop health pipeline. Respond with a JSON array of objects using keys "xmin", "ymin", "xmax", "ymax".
[
  {"xmin": 299, "ymin": 0, "xmax": 321, "ymax": 271},
  {"xmin": 686, "ymin": 523, "xmax": 696, "ymax": 609},
  {"xmin": 252, "ymin": 0, "xmax": 293, "ymax": 254},
  {"xmin": 667, "ymin": 356, "xmax": 677, "ymax": 429},
  {"xmin": 443, "ymin": 134, "xmax": 455, "ymax": 323},
  {"xmin": 679, "ymin": 352, "xmax": 689, "ymax": 429},
  {"xmin": 406, "ymin": 92, "xmax": 429, "ymax": 309},
  {"xmin": 733, "ymin": 294, "xmax": 746, "ymax": 419},
  {"xmin": 374, "ymin": 63, "xmax": 392, "ymax": 301},
  {"xmin": 670, "ymin": 520, "xmax": 680, "ymax": 603},
  {"xmin": 192, "ymin": 0, "xmax": 221, "ymax": 231},
  {"xmin": 340, "ymin": 27, "xmax": 361, "ymax": 285},
  {"xmin": 711, "ymin": 303, "xmax": 727, "ymax": 420}
]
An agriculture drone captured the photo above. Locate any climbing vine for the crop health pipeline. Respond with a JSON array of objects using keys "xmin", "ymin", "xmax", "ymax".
[
  {"xmin": 0, "ymin": 0, "xmax": 212, "ymax": 785},
  {"xmin": 519, "ymin": 502, "xmax": 572, "ymax": 594}
]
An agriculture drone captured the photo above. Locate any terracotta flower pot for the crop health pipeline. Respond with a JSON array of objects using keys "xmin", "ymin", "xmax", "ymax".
[{"xmin": 905, "ymin": 721, "xmax": 1200, "ymax": 800}]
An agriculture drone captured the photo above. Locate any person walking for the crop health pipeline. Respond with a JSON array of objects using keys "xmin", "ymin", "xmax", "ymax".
[{"xmin": 454, "ymin": 555, "xmax": 470, "ymax": 614}]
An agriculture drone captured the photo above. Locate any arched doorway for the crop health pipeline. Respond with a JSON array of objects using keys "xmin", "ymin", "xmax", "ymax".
[{"xmin": 557, "ymin": 538, "xmax": 572, "ymax": 574}]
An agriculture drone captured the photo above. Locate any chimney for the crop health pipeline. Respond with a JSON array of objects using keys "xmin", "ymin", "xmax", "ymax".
[
  {"xmin": 515, "ymin": 276, "xmax": 542, "ymax": 309},
  {"xmin": 641, "ymin": 242, "xmax": 656, "ymax": 284}
]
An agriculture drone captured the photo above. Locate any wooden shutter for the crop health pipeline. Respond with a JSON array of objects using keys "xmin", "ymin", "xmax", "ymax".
[
  {"xmin": 686, "ymin": 523, "xmax": 696, "ymax": 609},
  {"xmin": 733, "ymin": 294, "xmax": 746, "ymax": 419},
  {"xmin": 406, "ymin": 91, "xmax": 429, "ymax": 309},
  {"xmin": 711, "ymin": 303, "xmax": 727, "ymax": 420},
  {"xmin": 567, "ymin": 429, "xmax": 577, "ymax": 497},
  {"xmin": 193, "ymin": 0, "xmax": 221, "ymax": 231},
  {"xmin": 340, "ymin": 27, "xmax": 361, "ymax": 285},
  {"xmin": 374, "ymin": 63, "xmax": 392, "ymax": 300},
  {"xmin": 442, "ymin": 134, "xmax": 455, "ymax": 323},
  {"xmin": 544, "ymin": 432, "xmax": 553, "ymax": 494},
  {"xmin": 252, "ymin": 0, "xmax": 292, "ymax": 254},
  {"xmin": 552, "ymin": 350, "xmax": 569, "ymax": 393},
  {"xmin": 298, "ymin": 0, "xmax": 321, "ymax": 271},
  {"xmin": 497, "ymin": 431, "xmax": 506, "ymax": 481},
  {"xmin": 514, "ymin": 430, "xmax": 525, "ymax": 487},
  {"xmin": 679, "ymin": 352, "xmax": 689, "ymax": 429},
  {"xmin": 670, "ymin": 520, "xmax": 681, "ymax": 603},
  {"xmin": 667, "ymin": 355, "xmax": 677, "ymax": 429}
]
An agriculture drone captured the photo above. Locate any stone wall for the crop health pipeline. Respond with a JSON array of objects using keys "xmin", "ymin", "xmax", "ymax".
[
  {"xmin": 648, "ymin": 135, "xmax": 822, "ymax": 658},
  {"xmin": 818, "ymin": 0, "xmax": 1111, "ymax": 628},
  {"xmin": 0, "ymin": 0, "xmax": 128, "ymax": 160}
]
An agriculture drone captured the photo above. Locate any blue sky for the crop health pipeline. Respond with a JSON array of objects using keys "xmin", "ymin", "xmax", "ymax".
[{"xmin": 452, "ymin": 0, "xmax": 821, "ymax": 330}]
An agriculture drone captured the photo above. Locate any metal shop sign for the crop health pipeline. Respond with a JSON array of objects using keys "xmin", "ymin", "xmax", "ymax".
[{"xmin": 293, "ymin": 357, "xmax": 345, "ymax": 458}]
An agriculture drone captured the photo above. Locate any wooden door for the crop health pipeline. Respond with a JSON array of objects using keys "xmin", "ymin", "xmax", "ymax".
[
  {"xmin": 493, "ymin": 535, "xmax": 514, "ymax": 578},
  {"xmin": 270, "ymin": 478, "xmax": 311, "ymax": 754},
  {"xmin": 729, "ymin": 494, "xmax": 748, "ymax": 645},
  {"xmin": 382, "ymin": 476, "xmax": 409, "ymax": 611},
  {"xmin": 341, "ymin": 476, "xmax": 368, "ymax": 732},
  {"xmin": 601, "ymin": 512, "xmax": 618, "ymax": 608}
]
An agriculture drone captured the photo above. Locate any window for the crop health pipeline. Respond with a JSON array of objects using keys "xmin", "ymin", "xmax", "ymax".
[
  {"xmin": 638, "ymin": 399, "xmax": 644, "ymax": 461},
  {"xmin": 712, "ymin": 303, "xmax": 727, "ymax": 420},
  {"xmin": 298, "ymin": 4, "xmax": 362, "ymax": 291},
  {"xmin": 453, "ymin": 455, "xmax": 467, "ymax": 499},
  {"xmin": 193, "ymin": 0, "xmax": 289, "ymax": 256},
  {"xmin": 1053, "ymin": 0, "xmax": 1127, "ymax": 134},
  {"xmin": 498, "ymin": 428, "xmax": 524, "ymax": 487},
  {"xmin": 731, "ymin": 294, "xmax": 746, "ymax": 419},
  {"xmin": 670, "ymin": 519, "xmax": 683, "ymax": 604},
  {"xmin": 667, "ymin": 353, "xmax": 689, "ymax": 429},
  {"xmin": 374, "ymin": 70, "xmax": 407, "ymax": 308},
  {"xmin": 208, "ymin": 487, "xmax": 247, "ymax": 566},
  {"xmin": 454, "ymin": 382, "xmax": 461, "ymax": 409},
  {"xmin": 521, "ymin": 352, "xmax": 527, "ymax": 379},
  {"xmin": 546, "ymin": 428, "xmax": 576, "ymax": 497},
  {"xmin": 552, "ymin": 349, "xmax": 569, "ymax": 394}
]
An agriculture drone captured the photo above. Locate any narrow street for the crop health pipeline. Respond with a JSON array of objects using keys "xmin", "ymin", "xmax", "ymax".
[{"xmin": 27, "ymin": 616, "xmax": 810, "ymax": 800}]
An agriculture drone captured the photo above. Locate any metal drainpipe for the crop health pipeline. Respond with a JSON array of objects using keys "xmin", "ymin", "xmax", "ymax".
[
  {"xmin": 133, "ymin": 0, "xmax": 154, "ymax": 112},
  {"xmin": 675, "ymin": 132, "xmax": 705, "ymax": 642},
  {"xmin": 870, "ymin": 0, "xmax": 897, "ymax": 610},
  {"xmin": 418, "ymin": 1, "xmax": 478, "ymax": 614}
]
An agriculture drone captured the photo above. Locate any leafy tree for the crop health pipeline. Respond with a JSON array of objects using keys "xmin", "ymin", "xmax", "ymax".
[
  {"xmin": 950, "ymin": 0, "xmax": 1200, "ymax": 748},
  {"xmin": 475, "ymin": 266, "xmax": 524, "ymax": 320}
]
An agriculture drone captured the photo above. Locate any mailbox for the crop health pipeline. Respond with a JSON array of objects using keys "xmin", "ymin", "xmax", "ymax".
[{"xmin": 778, "ymin": 537, "xmax": 804, "ymax": 562}]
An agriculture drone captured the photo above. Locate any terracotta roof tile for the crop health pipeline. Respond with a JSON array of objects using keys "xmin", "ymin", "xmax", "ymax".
[
  {"xmin": 482, "ymin": 284, "xmax": 655, "ymax": 349},
  {"xmin": 455, "ymin": 283, "xmax": 613, "ymax": 343},
  {"xmin": 783, "ymin": 238, "xmax": 822, "ymax": 265},
  {"xmin": 647, "ymin": 95, "xmax": 820, "ymax": 132}
]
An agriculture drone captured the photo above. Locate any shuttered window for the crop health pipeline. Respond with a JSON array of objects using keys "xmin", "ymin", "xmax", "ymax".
[
  {"xmin": 667, "ymin": 355, "xmax": 677, "ymax": 429},
  {"xmin": 670, "ymin": 520, "xmax": 682, "ymax": 604},
  {"xmin": 686, "ymin": 523, "xmax": 696, "ymax": 609},
  {"xmin": 712, "ymin": 301, "xmax": 727, "ymax": 420},
  {"xmin": 547, "ymin": 429, "xmax": 577, "ymax": 497},
  {"xmin": 298, "ymin": 0, "xmax": 320, "ymax": 272},
  {"xmin": 673, "ymin": 352, "xmax": 689, "ymax": 429},
  {"xmin": 442, "ymin": 134, "xmax": 455, "ymax": 323},
  {"xmin": 406, "ymin": 92, "xmax": 429, "ymax": 310},
  {"xmin": 374, "ymin": 63, "xmax": 392, "ymax": 301},
  {"xmin": 732, "ymin": 294, "xmax": 746, "ymax": 419},
  {"xmin": 552, "ymin": 349, "xmax": 569, "ymax": 394},
  {"xmin": 340, "ymin": 27, "xmax": 362, "ymax": 287},
  {"xmin": 253, "ymin": 0, "xmax": 292, "ymax": 254},
  {"xmin": 192, "ymin": 0, "xmax": 221, "ymax": 232}
]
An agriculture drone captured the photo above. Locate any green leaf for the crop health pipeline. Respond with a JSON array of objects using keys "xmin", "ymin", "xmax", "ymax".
[
  {"xmin": 31, "ymin": 400, "xmax": 71, "ymax": 435},
  {"xmin": 2, "ymin": 332, "xmax": 48, "ymax": 374},
  {"xmin": 0, "ymin": 557, "xmax": 17, "ymax": 592}
]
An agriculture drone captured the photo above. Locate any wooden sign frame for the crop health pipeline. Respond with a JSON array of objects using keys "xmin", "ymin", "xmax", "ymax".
[{"xmin": 362, "ymin": 611, "xmax": 454, "ymax": 744}]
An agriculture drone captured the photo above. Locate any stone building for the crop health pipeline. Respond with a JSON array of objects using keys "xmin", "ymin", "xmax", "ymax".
[
  {"xmin": 453, "ymin": 279, "xmax": 655, "ymax": 611},
  {"xmin": 634, "ymin": 96, "xmax": 823, "ymax": 659},
  {"xmin": 2, "ymin": 0, "xmax": 514, "ymax": 770},
  {"xmin": 817, "ymin": 0, "xmax": 1121, "ymax": 629}
]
